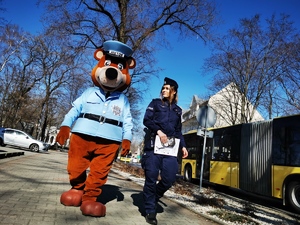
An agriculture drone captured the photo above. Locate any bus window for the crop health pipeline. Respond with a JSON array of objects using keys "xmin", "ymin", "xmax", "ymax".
[
  {"xmin": 212, "ymin": 136, "xmax": 220, "ymax": 160},
  {"xmin": 184, "ymin": 133, "xmax": 202, "ymax": 160},
  {"xmin": 287, "ymin": 128, "xmax": 300, "ymax": 166},
  {"xmin": 211, "ymin": 126, "xmax": 240, "ymax": 162},
  {"xmin": 212, "ymin": 134, "xmax": 231, "ymax": 161},
  {"xmin": 273, "ymin": 117, "xmax": 300, "ymax": 166}
]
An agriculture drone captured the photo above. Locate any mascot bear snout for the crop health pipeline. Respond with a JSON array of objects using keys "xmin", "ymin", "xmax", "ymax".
[{"xmin": 106, "ymin": 68, "xmax": 118, "ymax": 80}]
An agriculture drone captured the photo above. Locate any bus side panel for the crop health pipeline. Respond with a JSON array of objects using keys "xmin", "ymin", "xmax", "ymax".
[
  {"xmin": 240, "ymin": 122, "xmax": 272, "ymax": 196},
  {"xmin": 272, "ymin": 165, "xmax": 300, "ymax": 199},
  {"xmin": 210, "ymin": 161, "xmax": 231, "ymax": 186},
  {"xmin": 230, "ymin": 162, "xmax": 239, "ymax": 188},
  {"xmin": 210, "ymin": 161, "xmax": 239, "ymax": 187}
]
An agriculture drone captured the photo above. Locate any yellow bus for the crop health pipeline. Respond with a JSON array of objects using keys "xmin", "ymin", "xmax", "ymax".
[{"xmin": 181, "ymin": 114, "xmax": 300, "ymax": 213}]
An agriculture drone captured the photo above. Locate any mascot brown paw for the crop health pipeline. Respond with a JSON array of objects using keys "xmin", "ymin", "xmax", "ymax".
[
  {"xmin": 60, "ymin": 189, "xmax": 84, "ymax": 207},
  {"xmin": 80, "ymin": 201, "xmax": 106, "ymax": 217}
]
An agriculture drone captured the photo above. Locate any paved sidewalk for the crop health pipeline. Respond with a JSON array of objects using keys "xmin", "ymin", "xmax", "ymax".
[{"xmin": 0, "ymin": 147, "xmax": 218, "ymax": 225}]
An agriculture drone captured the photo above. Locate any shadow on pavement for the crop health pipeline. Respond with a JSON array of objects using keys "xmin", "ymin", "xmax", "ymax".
[
  {"xmin": 97, "ymin": 184, "xmax": 124, "ymax": 204},
  {"xmin": 131, "ymin": 192, "xmax": 165, "ymax": 216}
]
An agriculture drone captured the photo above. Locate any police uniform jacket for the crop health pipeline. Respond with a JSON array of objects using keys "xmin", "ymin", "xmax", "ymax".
[
  {"xmin": 143, "ymin": 98, "xmax": 186, "ymax": 150},
  {"xmin": 61, "ymin": 86, "xmax": 133, "ymax": 142}
]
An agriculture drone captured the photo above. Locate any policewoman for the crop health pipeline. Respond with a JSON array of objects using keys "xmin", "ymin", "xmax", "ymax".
[{"xmin": 142, "ymin": 77, "xmax": 188, "ymax": 225}]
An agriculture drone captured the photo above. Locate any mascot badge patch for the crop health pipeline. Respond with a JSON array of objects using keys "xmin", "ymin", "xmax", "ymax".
[{"xmin": 56, "ymin": 40, "xmax": 136, "ymax": 217}]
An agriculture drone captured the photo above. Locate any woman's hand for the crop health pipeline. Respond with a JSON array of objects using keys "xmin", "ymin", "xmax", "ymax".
[
  {"xmin": 157, "ymin": 130, "xmax": 168, "ymax": 144},
  {"xmin": 182, "ymin": 147, "xmax": 188, "ymax": 158}
]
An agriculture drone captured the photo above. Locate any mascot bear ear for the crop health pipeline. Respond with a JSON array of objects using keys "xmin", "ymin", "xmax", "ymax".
[
  {"xmin": 94, "ymin": 49, "xmax": 105, "ymax": 60},
  {"xmin": 127, "ymin": 57, "xmax": 136, "ymax": 69}
]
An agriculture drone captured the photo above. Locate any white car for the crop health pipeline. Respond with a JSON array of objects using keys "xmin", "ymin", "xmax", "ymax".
[{"xmin": 0, "ymin": 128, "xmax": 49, "ymax": 152}]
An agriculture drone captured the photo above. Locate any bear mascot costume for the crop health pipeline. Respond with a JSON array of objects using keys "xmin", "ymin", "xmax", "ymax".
[{"xmin": 56, "ymin": 40, "xmax": 136, "ymax": 217}]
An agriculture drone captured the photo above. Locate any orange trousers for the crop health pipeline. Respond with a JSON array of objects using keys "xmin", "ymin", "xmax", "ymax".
[{"xmin": 67, "ymin": 133, "xmax": 120, "ymax": 202}]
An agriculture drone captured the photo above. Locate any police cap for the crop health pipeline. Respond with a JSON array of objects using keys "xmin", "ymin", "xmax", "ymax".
[
  {"xmin": 103, "ymin": 40, "xmax": 133, "ymax": 58},
  {"xmin": 164, "ymin": 77, "xmax": 178, "ymax": 91}
]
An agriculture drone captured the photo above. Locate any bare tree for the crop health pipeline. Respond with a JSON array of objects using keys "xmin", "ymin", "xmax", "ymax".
[
  {"xmin": 0, "ymin": 25, "xmax": 90, "ymax": 139},
  {"xmin": 1, "ymin": 0, "xmax": 218, "ymax": 141},
  {"xmin": 203, "ymin": 14, "xmax": 300, "ymax": 122},
  {"xmin": 0, "ymin": 24, "xmax": 28, "ymax": 72},
  {"xmin": 276, "ymin": 37, "xmax": 300, "ymax": 114},
  {"xmin": 0, "ymin": 31, "xmax": 41, "ymax": 128},
  {"xmin": 39, "ymin": 0, "xmax": 219, "ymax": 125},
  {"xmin": 29, "ymin": 32, "xmax": 90, "ymax": 140}
]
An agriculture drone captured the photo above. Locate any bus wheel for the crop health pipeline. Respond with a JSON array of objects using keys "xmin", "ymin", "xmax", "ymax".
[
  {"xmin": 184, "ymin": 165, "xmax": 192, "ymax": 183},
  {"xmin": 287, "ymin": 181, "xmax": 300, "ymax": 213}
]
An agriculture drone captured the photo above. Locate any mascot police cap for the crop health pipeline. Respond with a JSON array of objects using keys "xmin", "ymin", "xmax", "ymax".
[
  {"xmin": 103, "ymin": 40, "xmax": 133, "ymax": 59},
  {"xmin": 164, "ymin": 77, "xmax": 178, "ymax": 91}
]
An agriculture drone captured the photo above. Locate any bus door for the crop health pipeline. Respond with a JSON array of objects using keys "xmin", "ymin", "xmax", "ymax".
[{"xmin": 209, "ymin": 126, "xmax": 241, "ymax": 188}]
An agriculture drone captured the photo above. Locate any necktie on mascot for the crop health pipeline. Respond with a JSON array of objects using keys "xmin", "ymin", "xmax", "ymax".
[{"xmin": 56, "ymin": 40, "xmax": 136, "ymax": 217}]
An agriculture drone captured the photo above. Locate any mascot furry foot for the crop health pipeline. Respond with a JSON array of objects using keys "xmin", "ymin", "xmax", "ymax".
[
  {"xmin": 60, "ymin": 189, "xmax": 84, "ymax": 206},
  {"xmin": 80, "ymin": 201, "xmax": 106, "ymax": 217}
]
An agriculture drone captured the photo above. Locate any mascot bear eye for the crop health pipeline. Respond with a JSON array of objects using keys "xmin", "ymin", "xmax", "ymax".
[
  {"xmin": 118, "ymin": 63, "xmax": 124, "ymax": 70},
  {"xmin": 104, "ymin": 60, "xmax": 111, "ymax": 66}
]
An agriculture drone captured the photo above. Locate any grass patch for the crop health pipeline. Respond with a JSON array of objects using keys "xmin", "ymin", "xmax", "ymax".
[{"xmin": 208, "ymin": 209, "xmax": 259, "ymax": 224}]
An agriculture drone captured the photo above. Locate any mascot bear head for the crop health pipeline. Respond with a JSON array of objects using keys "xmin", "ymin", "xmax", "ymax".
[{"xmin": 91, "ymin": 40, "xmax": 136, "ymax": 92}]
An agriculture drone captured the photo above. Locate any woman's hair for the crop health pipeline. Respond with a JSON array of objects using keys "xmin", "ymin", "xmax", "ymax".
[{"xmin": 160, "ymin": 85, "xmax": 178, "ymax": 104}]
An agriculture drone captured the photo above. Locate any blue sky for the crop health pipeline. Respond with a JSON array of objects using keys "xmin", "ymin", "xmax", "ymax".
[
  {"xmin": 2, "ymin": 0, "xmax": 300, "ymax": 112},
  {"xmin": 153, "ymin": 0, "xmax": 300, "ymax": 110}
]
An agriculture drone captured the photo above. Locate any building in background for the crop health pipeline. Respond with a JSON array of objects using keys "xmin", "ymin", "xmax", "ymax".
[{"xmin": 182, "ymin": 83, "xmax": 264, "ymax": 133}]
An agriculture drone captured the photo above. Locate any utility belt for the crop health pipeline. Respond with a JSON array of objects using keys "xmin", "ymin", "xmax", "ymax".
[{"xmin": 79, "ymin": 113, "xmax": 123, "ymax": 127}]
